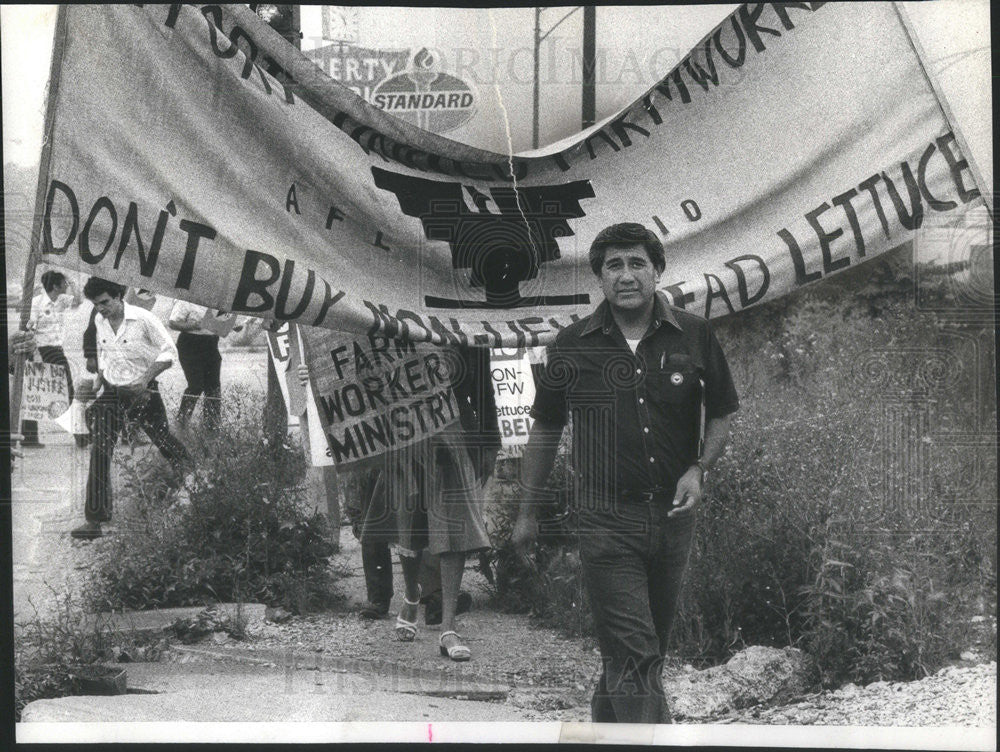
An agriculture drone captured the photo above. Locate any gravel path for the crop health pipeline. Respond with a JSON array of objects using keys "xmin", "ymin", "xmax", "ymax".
[
  {"xmin": 733, "ymin": 661, "xmax": 996, "ymax": 727},
  {"xmin": 232, "ymin": 545, "xmax": 997, "ymax": 726}
]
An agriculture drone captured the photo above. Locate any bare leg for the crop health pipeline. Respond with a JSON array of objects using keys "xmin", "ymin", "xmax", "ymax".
[
  {"xmin": 439, "ymin": 551, "xmax": 465, "ymax": 640},
  {"xmin": 398, "ymin": 551, "xmax": 423, "ymax": 605},
  {"xmin": 395, "ymin": 550, "xmax": 422, "ymax": 640}
]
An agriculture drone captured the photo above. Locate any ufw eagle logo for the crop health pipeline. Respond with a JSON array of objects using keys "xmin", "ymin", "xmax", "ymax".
[{"xmin": 372, "ymin": 167, "xmax": 595, "ymax": 309}]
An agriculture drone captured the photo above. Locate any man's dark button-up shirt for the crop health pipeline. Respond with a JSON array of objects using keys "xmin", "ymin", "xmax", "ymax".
[{"xmin": 530, "ymin": 292, "xmax": 739, "ymax": 499}]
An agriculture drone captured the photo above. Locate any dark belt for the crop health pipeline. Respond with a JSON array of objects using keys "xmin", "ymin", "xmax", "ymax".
[{"xmin": 618, "ymin": 486, "xmax": 672, "ymax": 505}]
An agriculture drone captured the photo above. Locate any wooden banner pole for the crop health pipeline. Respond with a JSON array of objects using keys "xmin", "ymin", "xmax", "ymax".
[{"xmin": 9, "ymin": 5, "xmax": 70, "ymax": 446}]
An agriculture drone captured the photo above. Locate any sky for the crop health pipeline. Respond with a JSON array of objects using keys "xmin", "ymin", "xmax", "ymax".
[
  {"xmin": 2, "ymin": 5, "xmax": 743, "ymax": 163},
  {"xmin": 1, "ymin": 4, "xmax": 990, "ymax": 174}
]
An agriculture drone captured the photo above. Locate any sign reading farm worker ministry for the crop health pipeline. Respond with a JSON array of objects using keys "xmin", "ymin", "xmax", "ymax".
[{"xmin": 300, "ymin": 326, "xmax": 460, "ymax": 467}]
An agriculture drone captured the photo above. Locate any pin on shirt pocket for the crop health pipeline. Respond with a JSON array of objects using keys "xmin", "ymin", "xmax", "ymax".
[{"xmin": 654, "ymin": 353, "xmax": 697, "ymax": 405}]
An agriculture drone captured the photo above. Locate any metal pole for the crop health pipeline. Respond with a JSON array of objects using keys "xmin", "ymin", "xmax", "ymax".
[
  {"xmin": 532, "ymin": 7, "xmax": 541, "ymax": 149},
  {"xmin": 290, "ymin": 5, "xmax": 302, "ymax": 50},
  {"xmin": 581, "ymin": 5, "xmax": 596, "ymax": 129}
]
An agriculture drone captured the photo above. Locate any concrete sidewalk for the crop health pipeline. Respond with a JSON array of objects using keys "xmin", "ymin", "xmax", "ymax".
[
  {"xmin": 20, "ymin": 660, "xmax": 529, "ymax": 723},
  {"xmin": 11, "ymin": 420, "xmax": 550, "ymax": 728},
  {"xmin": 11, "ymin": 431, "xmax": 89, "ymax": 621}
]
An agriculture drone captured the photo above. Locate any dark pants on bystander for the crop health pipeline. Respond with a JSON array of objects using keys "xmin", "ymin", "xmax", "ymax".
[
  {"xmin": 176, "ymin": 332, "xmax": 222, "ymax": 431},
  {"xmin": 85, "ymin": 381, "xmax": 190, "ymax": 523},
  {"xmin": 578, "ymin": 498, "xmax": 697, "ymax": 724},
  {"xmin": 21, "ymin": 345, "xmax": 74, "ymax": 445}
]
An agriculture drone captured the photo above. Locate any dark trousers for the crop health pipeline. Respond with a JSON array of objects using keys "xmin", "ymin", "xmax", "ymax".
[
  {"xmin": 176, "ymin": 332, "xmax": 222, "ymax": 430},
  {"xmin": 85, "ymin": 382, "xmax": 190, "ymax": 523},
  {"xmin": 21, "ymin": 345, "xmax": 74, "ymax": 444},
  {"xmin": 578, "ymin": 499, "xmax": 697, "ymax": 724}
]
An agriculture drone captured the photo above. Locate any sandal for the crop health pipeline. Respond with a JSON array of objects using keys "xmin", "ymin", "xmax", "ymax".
[
  {"xmin": 395, "ymin": 593, "xmax": 420, "ymax": 642},
  {"xmin": 439, "ymin": 631, "xmax": 471, "ymax": 662}
]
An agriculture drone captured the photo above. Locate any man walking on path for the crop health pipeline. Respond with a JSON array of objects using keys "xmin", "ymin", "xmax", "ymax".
[
  {"xmin": 513, "ymin": 223, "xmax": 739, "ymax": 723},
  {"xmin": 73, "ymin": 277, "xmax": 191, "ymax": 540}
]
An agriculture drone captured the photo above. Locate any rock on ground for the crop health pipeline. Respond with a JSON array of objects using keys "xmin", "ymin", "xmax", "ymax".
[{"xmin": 669, "ymin": 646, "xmax": 818, "ymax": 720}]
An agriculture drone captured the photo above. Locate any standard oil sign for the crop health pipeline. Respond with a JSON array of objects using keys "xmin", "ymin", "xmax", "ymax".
[
  {"xmin": 308, "ymin": 8, "xmax": 477, "ymax": 136},
  {"xmin": 370, "ymin": 48, "xmax": 476, "ymax": 133}
]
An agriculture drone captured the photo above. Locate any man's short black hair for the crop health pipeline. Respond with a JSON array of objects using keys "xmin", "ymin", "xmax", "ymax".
[
  {"xmin": 83, "ymin": 277, "xmax": 127, "ymax": 301},
  {"xmin": 588, "ymin": 223, "xmax": 665, "ymax": 275},
  {"xmin": 40, "ymin": 270, "xmax": 66, "ymax": 293}
]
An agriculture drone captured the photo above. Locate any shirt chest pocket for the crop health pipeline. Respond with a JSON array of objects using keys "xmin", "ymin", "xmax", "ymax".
[{"xmin": 647, "ymin": 354, "xmax": 700, "ymax": 406}]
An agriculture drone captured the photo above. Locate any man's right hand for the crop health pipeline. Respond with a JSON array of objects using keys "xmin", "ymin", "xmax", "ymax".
[
  {"xmin": 296, "ymin": 364, "xmax": 309, "ymax": 387},
  {"xmin": 511, "ymin": 512, "xmax": 538, "ymax": 558}
]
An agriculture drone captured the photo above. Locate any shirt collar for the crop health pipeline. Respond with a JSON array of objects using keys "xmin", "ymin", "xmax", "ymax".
[
  {"xmin": 580, "ymin": 291, "xmax": 682, "ymax": 337},
  {"xmin": 99, "ymin": 301, "xmax": 140, "ymax": 325}
]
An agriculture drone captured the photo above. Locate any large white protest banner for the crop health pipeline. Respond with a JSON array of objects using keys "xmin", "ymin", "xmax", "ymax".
[{"xmin": 37, "ymin": 4, "xmax": 986, "ymax": 348}]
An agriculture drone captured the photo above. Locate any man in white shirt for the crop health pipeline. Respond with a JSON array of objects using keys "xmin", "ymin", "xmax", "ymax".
[
  {"xmin": 74, "ymin": 277, "xmax": 191, "ymax": 540},
  {"xmin": 21, "ymin": 270, "xmax": 81, "ymax": 447}
]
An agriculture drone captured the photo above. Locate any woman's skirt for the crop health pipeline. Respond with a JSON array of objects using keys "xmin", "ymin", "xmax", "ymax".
[{"xmin": 360, "ymin": 429, "xmax": 491, "ymax": 557}]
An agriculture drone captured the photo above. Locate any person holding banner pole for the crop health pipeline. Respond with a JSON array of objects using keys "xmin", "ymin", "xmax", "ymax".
[
  {"xmin": 20, "ymin": 270, "xmax": 81, "ymax": 448},
  {"xmin": 344, "ymin": 467, "xmax": 471, "ymax": 623},
  {"xmin": 73, "ymin": 277, "xmax": 192, "ymax": 540},
  {"xmin": 303, "ymin": 345, "xmax": 500, "ymax": 659},
  {"xmin": 296, "ymin": 364, "xmax": 481, "ymax": 624},
  {"xmin": 7, "ymin": 329, "xmax": 38, "ymax": 468},
  {"xmin": 168, "ymin": 301, "xmax": 241, "ymax": 432},
  {"xmin": 513, "ymin": 223, "xmax": 739, "ymax": 723}
]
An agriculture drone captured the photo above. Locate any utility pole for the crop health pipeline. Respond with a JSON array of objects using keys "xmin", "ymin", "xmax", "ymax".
[
  {"xmin": 533, "ymin": 7, "xmax": 541, "ymax": 149},
  {"xmin": 582, "ymin": 5, "xmax": 596, "ymax": 129}
]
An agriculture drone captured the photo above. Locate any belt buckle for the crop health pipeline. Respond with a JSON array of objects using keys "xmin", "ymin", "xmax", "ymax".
[{"xmin": 641, "ymin": 486, "xmax": 667, "ymax": 503}]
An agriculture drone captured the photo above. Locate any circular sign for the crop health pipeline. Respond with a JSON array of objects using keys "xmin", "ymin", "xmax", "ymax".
[{"xmin": 371, "ymin": 48, "xmax": 476, "ymax": 133}]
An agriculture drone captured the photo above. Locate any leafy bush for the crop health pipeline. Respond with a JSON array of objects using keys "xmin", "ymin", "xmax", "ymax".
[
  {"xmin": 86, "ymin": 385, "xmax": 342, "ymax": 614},
  {"xmin": 674, "ymin": 250, "xmax": 996, "ymax": 683},
  {"xmin": 485, "ymin": 247, "xmax": 997, "ymax": 684}
]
